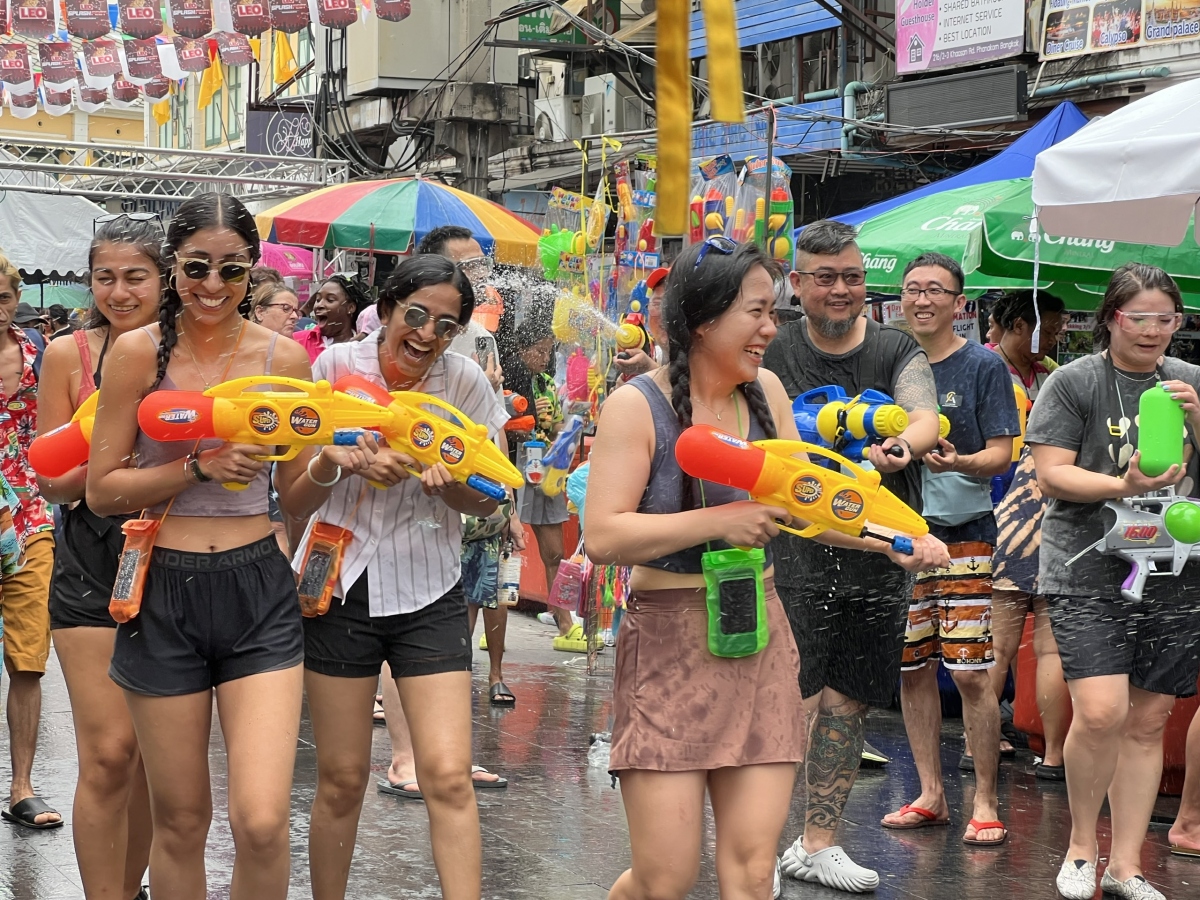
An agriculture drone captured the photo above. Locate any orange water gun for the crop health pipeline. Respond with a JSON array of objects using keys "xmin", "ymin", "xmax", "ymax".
[{"xmin": 29, "ymin": 390, "xmax": 99, "ymax": 478}]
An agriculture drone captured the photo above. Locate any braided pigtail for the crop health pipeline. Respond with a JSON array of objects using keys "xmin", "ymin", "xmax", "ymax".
[
  {"xmin": 740, "ymin": 379, "xmax": 778, "ymax": 439},
  {"xmin": 150, "ymin": 288, "xmax": 182, "ymax": 392},
  {"xmin": 666, "ymin": 338, "xmax": 697, "ymax": 510}
]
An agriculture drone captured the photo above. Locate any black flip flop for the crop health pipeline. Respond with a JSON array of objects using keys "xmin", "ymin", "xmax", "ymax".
[
  {"xmin": 377, "ymin": 780, "xmax": 423, "ymax": 801},
  {"xmin": 471, "ymin": 766, "xmax": 508, "ymax": 789},
  {"xmin": 489, "ymin": 681, "xmax": 516, "ymax": 707},
  {"xmin": 1036, "ymin": 763, "xmax": 1066, "ymax": 781},
  {"xmin": 2, "ymin": 797, "xmax": 63, "ymax": 830}
]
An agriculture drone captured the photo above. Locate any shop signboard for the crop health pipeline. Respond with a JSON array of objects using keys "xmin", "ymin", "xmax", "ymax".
[
  {"xmin": 1041, "ymin": 0, "xmax": 1199, "ymax": 60},
  {"xmin": 897, "ymin": 0, "xmax": 1026, "ymax": 73}
]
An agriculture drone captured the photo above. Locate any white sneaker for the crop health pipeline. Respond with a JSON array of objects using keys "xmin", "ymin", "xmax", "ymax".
[
  {"xmin": 773, "ymin": 858, "xmax": 782, "ymax": 899},
  {"xmin": 537, "ymin": 612, "xmax": 556, "ymax": 626},
  {"xmin": 779, "ymin": 837, "xmax": 879, "ymax": 893},
  {"xmin": 1100, "ymin": 870, "xmax": 1165, "ymax": 900},
  {"xmin": 1056, "ymin": 858, "xmax": 1098, "ymax": 900}
]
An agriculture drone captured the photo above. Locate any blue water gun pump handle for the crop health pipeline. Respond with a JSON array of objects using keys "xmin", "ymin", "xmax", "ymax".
[{"xmin": 466, "ymin": 475, "xmax": 508, "ymax": 501}]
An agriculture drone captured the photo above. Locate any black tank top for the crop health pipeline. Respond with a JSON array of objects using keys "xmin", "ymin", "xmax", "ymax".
[{"xmin": 629, "ymin": 374, "xmax": 773, "ymax": 574}]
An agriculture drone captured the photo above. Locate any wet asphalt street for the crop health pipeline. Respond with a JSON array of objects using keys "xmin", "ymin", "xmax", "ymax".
[{"xmin": 0, "ymin": 611, "xmax": 1194, "ymax": 899}]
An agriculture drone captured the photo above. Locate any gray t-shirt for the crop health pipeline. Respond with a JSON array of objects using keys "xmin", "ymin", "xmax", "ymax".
[{"xmin": 1026, "ymin": 352, "xmax": 1200, "ymax": 598}]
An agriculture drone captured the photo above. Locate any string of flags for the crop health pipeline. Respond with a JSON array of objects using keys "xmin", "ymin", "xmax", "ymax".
[{"xmin": 0, "ymin": 0, "xmax": 412, "ymax": 118}]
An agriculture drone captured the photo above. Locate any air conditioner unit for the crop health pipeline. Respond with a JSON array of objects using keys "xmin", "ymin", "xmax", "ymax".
[
  {"xmin": 758, "ymin": 40, "xmax": 793, "ymax": 101},
  {"xmin": 886, "ymin": 66, "xmax": 1028, "ymax": 129},
  {"xmin": 582, "ymin": 74, "xmax": 647, "ymax": 135},
  {"xmin": 533, "ymin": 96, "xmax": 583, "ymax": 142}
]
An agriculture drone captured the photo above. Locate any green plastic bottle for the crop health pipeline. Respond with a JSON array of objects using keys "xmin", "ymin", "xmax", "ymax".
[{"xmin": 1137, "ymin": 384, "xmax": 1185, "ymax": 477}]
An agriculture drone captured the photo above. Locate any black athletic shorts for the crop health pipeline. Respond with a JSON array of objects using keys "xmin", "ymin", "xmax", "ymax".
[
  {"xmin": 1047, "ymin": 589, "xmax": 1200, "ymax": 698},
  {"xmin": 303, "ymin": 574, "xmax": 472, "ymax": 680},
  {"xmin": 774, "ymin": 532, "xmax": 913, "ymax": 707},
  {"xmin": 109, "ymin": 536, "xmax": 304, "ymax": 696},
  {"xmin": 49, "ymin": 503, "xmax": 127, "ymax": 630}
]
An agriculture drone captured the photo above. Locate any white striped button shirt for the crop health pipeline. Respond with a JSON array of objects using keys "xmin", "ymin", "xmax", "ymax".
[{"xmin": 293, "ymin": 331, "xmax": 510, "ymax": 616}]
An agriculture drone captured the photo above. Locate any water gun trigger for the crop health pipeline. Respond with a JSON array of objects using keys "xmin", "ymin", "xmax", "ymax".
[{"xmin": 778, "ymin": 521, "xmax": 826, "ymax": 540}]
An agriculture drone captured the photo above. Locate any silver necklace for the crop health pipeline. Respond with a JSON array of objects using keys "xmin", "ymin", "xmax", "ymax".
[{"xmin": 693, "ymin": 391, "xmax": 735, "ymax": 421}]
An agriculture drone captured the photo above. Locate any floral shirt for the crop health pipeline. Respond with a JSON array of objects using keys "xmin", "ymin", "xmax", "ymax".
[{"xmin": 0, "ymin": 326, "xmax": 52, "ymax": 539}]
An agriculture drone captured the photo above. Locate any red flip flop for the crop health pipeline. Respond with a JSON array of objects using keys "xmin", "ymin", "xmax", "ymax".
[
  {"xmin": 963, "ymin": 818, "xmax": 1008, "ymax": 846},
  {"xmin": 881, "ymin": 804, "xmax": 951, "ymax": 830}
]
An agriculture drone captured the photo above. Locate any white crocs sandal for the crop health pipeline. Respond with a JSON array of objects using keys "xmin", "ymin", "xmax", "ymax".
[{"xmin": 797, "ymin": 845, "xmax": 880, "ymax": 893}]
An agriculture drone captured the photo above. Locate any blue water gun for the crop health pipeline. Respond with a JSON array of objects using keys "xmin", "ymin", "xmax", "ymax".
[
  {"xmin": 792, "ymin": 386, "xmax": 909, "ymax": 466},
  {"xmin": 540, "ymin": 415, "xmax": 586, "ymax": 498}
]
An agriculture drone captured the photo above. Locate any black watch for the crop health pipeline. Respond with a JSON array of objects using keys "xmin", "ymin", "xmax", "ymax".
[{"xmin": 188, "ymin": 453, "xmax": 212, "ymax": 483}]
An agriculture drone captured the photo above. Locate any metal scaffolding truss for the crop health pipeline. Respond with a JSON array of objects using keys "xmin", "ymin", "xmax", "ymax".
[{"xmin": 0, "ymin": 139, "xmax": 349, "ymax": 203}]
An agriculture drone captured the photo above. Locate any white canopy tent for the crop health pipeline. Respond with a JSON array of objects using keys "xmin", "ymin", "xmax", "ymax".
[
  {"xmin": 0, "ymin": 150, "xmax": 108, "ymax": 279},
  {"xmin": 1032, "ymin": 78, "xmax": 1200, "ymax": 246}
]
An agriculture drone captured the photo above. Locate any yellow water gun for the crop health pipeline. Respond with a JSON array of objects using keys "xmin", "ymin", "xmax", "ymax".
[
  {"xmin": 137, "ymin": 376, "xmax": 522, "ymax": 500},
  {"xmin": 675, "ymin": 425, "xmax": 929, "ymax": 554}
]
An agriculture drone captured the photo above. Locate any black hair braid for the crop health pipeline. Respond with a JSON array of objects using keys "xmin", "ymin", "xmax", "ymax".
[
  {"xmin": 740, "ymin": 379, "xmax": 778, "ymax": 439},
  {"xmin": 666, "ymin": 337, "xmax": 697, "ymax": 510},
  {"xmin": 150, "ymin": 288, "xmax": 182, "ymax": 392}
]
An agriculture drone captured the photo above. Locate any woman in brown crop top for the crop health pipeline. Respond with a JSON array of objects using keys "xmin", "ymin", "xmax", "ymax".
[
  {"xmin": 585, "ymin": 238, "xmax": 948, "ymax": 900},
  {"xmin": 86, "ymin": 193, "xmax": 375, "ymax": 900}
]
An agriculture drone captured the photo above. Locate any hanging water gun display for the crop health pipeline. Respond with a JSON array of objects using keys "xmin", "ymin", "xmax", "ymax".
[
  {"xmin": 540, "ymin": 414, "xmax": 587, "ymax": 498},
  {"xmin": 792, "ymin": 387, "xmax": 909, "ymax": 465},
  {"xmin": 729, "ymin": 155, "xmax": 794, "ymax": 272},
  {"xmin": 538, "ymin": 188, "xmax": 588, "ymax": 281},
  {"xmin": 28, "ymin": 390, "xmax": 99, "ymax": 478},
  {"xmin": 687, "ymin": 154, "xmax": 738, "ymax": 244},
  {"xmin": 137, "ymin": 376, "xmax": 523, "ymax": 500},
  {"xmin": 675, "ymin": 425, "xmax": 928, "ymax": 555}
]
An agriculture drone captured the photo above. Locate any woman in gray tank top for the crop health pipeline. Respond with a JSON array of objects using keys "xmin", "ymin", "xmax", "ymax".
[
  {"xmin": 85, "ymin": 193, "xmax": 375, "ymax": 900},
  {"xmin": 584, "ymin": 238, "xmax": 946, "ymax": 900}
]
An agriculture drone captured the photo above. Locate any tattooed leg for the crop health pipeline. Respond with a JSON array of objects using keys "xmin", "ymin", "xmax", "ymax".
[{"xmin": 803, "ymin": 688, "xmax": 868, "ymax": 852}]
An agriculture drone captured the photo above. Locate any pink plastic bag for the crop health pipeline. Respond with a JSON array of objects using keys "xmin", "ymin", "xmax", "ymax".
[{"xmin": 547, "ymin": 539, "xmax": 586, "ymax": 610}]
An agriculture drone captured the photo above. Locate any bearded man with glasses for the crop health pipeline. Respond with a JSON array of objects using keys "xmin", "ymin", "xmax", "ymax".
[{"xmin": 763, "ymin": 220, "xmax": 941, "ymax": 893}]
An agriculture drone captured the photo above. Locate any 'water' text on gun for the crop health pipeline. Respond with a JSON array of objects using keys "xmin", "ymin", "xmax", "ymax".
[
  {"xmin": 675, "ymin": 425, "xmax": 929, "ymax": 554},
  {"xmin": 29, "ymin": 390, "xmax": 99, "ymax": 478},
  {"xmin": 539, "ymin": 415, "xmax": 586, "ymax": 498},
  {"xmin": 138, "ymin": 376, "xmax": 523, "ymax": 500},
  {"xmin": 329, "ymin": 375, "xmax": 524, "ymax": 500},
  {"xmin": 1067, "ymin": 487, "xmax": 1200, "ymax": 602},
  {"xmin": 792, "ymin": 386, "xmax": 908, "ymax": 464}
]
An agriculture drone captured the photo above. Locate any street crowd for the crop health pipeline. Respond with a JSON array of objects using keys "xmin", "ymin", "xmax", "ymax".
[{"xmin": 0, "ymin": 195, "xmax": 1197, "ymax": 900}]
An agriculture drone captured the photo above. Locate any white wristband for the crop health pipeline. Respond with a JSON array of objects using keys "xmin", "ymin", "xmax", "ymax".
[{"xmin": 307, "ymin": 453, "xmax": 342, "ymax": 488}]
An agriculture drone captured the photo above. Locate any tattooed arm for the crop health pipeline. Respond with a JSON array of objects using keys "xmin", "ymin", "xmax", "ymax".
[{"xmin": 866, "ymin": 353, "xmax": 940, "ymax": 472}]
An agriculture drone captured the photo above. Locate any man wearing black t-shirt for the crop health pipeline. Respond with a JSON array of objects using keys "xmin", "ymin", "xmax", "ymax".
[{"xmin": 765, "ymin": 220, "xmax": 940, "ymax": 893}]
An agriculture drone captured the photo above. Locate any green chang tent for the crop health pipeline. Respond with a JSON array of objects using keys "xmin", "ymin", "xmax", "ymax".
[{"xmin": 966, "ymin": 178, "xmax": 1200, "ymax": 295}]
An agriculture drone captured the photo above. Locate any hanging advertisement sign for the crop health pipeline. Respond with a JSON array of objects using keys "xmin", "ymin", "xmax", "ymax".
[
  {"xmin": 316, "ymin": 0, "xmax": 357, "ymax": 29},
  {"xmin": 896, "ymin": 0, "xmax": 1026, "ymax": 73},
  {"xmin": 12, "ymin": 0, "xmax": 56, "ymax": 38},
  {"xmin": 168, "ymin": 0, "xmax": 216, "ymax": 38},
  {"xmin": 120, "ymin": 0, "xmax": 165, "ymax": 39},
  {"xmin": 1041, "ymin": 0, "xmax": 1199, "ymax": 59},
  {"xmin": 111, "ymin": 78, "xmax": 141, "ymax": 105},
  {"xmin": 39, "ymin": 42, "xmax": 77, "ymax": 86},
  {"xmin": 124, "ymin": 38, "xmax": 164, "ymax": 80},
  {"xmin": 374, "ymin": 0, "xmax": 410, "ymax": 22},
  {"xmin": 64, "ymin": 0, "xmax": 114, "ymax": 40},
  {"xmin": 142, "ymin": 75, "xmax": 171, "ymax": 99},
  {"xmin": 215, "ymin": 31, "xmax": 256, "ymax": 65},
  {"xmin": 269, "ymin": 0, "xmax": 310, "ymax": 33},
  {"xmin": 174, "ymin": 37, "xmax": 212, "ymax": 72},
  {"xmin": 84, "ymin": 40, "xmax": 124, "ymax": 78},
  {"xmin": 231, "ymin": 0, "xmax": 270, "ymax": 34},
  {"xmin": 0, "ymin": 45, "xmax": 33, "ymax": 87}
]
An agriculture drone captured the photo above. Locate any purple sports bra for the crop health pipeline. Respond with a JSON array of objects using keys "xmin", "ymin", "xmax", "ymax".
[{"xmin": 134, "ymin": 327, "xmax": 276, "ymax": 517}]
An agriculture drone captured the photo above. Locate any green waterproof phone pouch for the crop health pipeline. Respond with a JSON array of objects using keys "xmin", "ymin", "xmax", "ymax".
[{"xmin": 701, "ymin": 546, "xmax": 768, "ymax": 659}]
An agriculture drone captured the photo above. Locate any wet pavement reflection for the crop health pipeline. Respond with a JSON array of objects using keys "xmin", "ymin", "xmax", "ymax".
[{"xmin": 0, "ymin": 612, "xmax": 1193, "ymax": 898}]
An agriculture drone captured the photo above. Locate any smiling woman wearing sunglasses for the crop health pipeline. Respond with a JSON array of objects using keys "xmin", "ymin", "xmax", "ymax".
[
  {"xmin": 86, "ymin": 193, "xmax": 375, "ymax": 900},
  {"xmin": 1028, "ymin": 263, "xmax": 1200, "ymax": 900},
  {"xmin": 279, "ymin": 254, "xmax": 508, "ymax": 900}
]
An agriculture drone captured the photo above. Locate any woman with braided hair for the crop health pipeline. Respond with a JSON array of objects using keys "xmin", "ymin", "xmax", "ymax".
[
  {"xmin": 86, "ymin": 193, "xmax": 376, "ymax": 900},
  {"xmin": 294, "ymin": 273, "xmax": 371, "ymax": 362},
  {"xmin": 585, "ymin": 237, "xmax": 948, "ymax": 900}
]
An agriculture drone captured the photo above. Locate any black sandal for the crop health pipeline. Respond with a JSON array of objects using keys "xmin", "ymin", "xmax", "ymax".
[
  {"xmin": 2, "ymin": 797, "xmax": 63, "ymax": 830},
  {"xmin": 489, "ymin": 681, "xmax": 516, "ymax": 707}
]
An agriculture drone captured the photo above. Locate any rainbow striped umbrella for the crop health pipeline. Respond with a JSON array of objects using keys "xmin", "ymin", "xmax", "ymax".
[{"xmin": 255, "ymin": 178, "xmax": 540, "ymax": 266}]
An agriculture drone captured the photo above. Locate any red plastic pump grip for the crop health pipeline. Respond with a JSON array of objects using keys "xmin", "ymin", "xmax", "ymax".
[
  {"xmin": 332, "ymin": 374, "xmax": 394, "ymax": 407},
  {"xmin": 28, "ymin": 422, "xmax": 91, "ymax": 478},
  {"xmin": 675, "ymin": 425, "xmax": 767, "ymax": 492},
  {"xmin": 137, "ymin": 392, "xmax": 217, "ymax": 441}
]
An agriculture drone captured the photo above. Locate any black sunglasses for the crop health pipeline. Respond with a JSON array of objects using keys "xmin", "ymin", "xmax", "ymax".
[
  {"xmin": 400, "ymin": 304, "xmax": 461, "ymax": 339},
  {"xmin": 93, "ymin": 211, "xmax": 162, "ymax": 233},
  {"xmin": 177, "ymin": 258, "xmax": 252, "ymax": 285},
  {"xmin": 694, "ymin": 235, "xmax": 738, "ymax": 269}
]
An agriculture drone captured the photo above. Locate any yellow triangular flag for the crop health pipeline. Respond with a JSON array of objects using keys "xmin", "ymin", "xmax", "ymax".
[
  {"xmin": 273, "ymin": 31, "xmax": 297, "ymax": 86},
  {"xmin": 198, "ymin": 49, "xmax": 224, "ymax": 110},
  {"xmin": 152, "ymin": 96, "xmax": 171, "ymax": 127},
  {"xmin": 249, "ymin": 38, "xmax": 261, "ymax": 62}
]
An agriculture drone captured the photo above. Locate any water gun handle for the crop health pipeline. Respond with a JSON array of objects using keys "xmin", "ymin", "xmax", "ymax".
[
  {"xmin": 1120, "ymin": 557, "xmax": 1148, "ymax": 602},
  {"xmin": 466, "ymin": 474, "xmax": 508, "ymax": 501}
]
